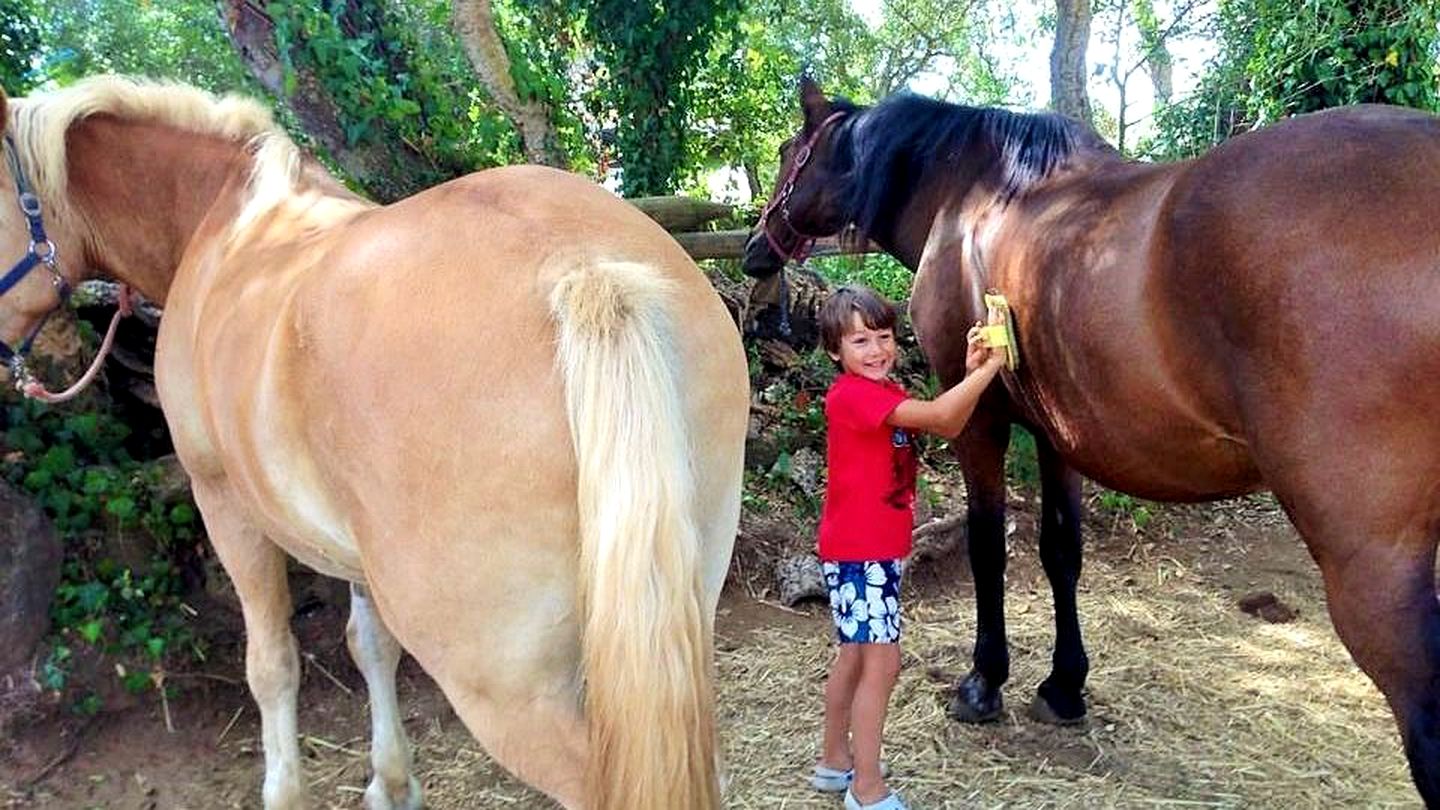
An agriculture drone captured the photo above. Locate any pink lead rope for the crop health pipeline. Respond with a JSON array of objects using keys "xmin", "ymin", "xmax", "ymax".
[{"xmin": 22, "ymin": 285, "xmax": 132, "ymax": 404}]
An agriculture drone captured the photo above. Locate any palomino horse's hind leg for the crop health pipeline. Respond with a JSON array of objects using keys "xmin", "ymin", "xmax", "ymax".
[
  {"xmin": 1305, "ymin": 522, "xmax": 1440, "ymax": 806},
  {"xmin": 1031, "ymin": 435, "xmax": 1088, "ymax": 724},
  {"xmin": 192, "ymin": 481, "xmax": 307, "ymax": 809},
  {"xmin": 346, "ymin": 583, "xmax": 422, "ymax": 810},
  {"xmin": 948, "ymin": 401, "xmax": 1013, "ymax": 723}
]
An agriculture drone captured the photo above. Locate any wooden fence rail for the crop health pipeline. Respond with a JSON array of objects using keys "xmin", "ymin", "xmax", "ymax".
[{"xmin": 627, "ymin": 195, "xmax": 876, "ymax": 261}]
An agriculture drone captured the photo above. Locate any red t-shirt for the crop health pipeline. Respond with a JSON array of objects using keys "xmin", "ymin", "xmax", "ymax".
[{"xmin": 817, "ymin": 373, "xmax": 917, "ymax": 561}]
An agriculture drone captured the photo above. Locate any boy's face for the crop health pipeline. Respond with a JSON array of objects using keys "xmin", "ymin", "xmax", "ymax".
[{"xmin": 831, "ymin": 312, "xmax": 897, "ymax": 382}]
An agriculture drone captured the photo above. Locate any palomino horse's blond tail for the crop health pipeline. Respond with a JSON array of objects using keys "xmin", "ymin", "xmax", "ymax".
[{"xmin": 549, "ymin": 260, "xmax": 720, "ymax": 810}]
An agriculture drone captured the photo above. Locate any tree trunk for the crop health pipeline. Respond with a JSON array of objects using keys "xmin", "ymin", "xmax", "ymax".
[
  {"xmin": 1050, "ymin": 0, "xmax": 1093, "ymax": 124},
  {"xmin": 452, "ymin": 0, "xmax": 566, "ymax": 167},
  {"xmin": 1133, "ymin": 0, "xmax": 1173, "ymax": 105},
  {"xmin": 218, "ymin": 0, "xmax": 436, "ymax": 202},
  {"xmin": 743, "ymin": 160, "xmax": 762, "ymax": 202},
  {"xmin": 1145, "ymin": 49, "xmax": 1174, "ymax": 106}
]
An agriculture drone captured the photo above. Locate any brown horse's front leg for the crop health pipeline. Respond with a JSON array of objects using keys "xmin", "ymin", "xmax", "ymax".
[
  {"xmin": 1032, "ymin": 433, "xmax": 1088, "ymax": 724},
  {"xmin": 948, "ymin": 394, "xmax": 1012, "ymax": 723}
]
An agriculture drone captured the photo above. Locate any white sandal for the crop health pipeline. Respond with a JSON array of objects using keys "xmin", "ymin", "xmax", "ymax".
[
  {"xmin": 811, "ymin": 762, "xmax": 891, "ymax": 794},
  {"xmin": 810, "ymin": 764, "xmax": 853, "ymax": 792},
  {"xmin": 844, "ymin": 788, "xmax": 910, "ymax": 810}
]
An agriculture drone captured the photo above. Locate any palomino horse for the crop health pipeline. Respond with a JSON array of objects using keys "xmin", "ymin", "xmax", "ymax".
[
  {"xmin": 745, "ymin": 78, "xmax": 1440, "ymax": 805},
  {"xmin": 0, "ymin": 77, "xmax": 748, "ymax": 810}
]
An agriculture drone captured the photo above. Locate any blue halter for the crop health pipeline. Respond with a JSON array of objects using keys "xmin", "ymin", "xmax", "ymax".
[{"xmin": 0, "ymin": 134, "xmax": 71, "ymax": 378}]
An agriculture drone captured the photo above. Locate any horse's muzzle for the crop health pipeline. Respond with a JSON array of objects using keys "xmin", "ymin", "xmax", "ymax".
[{"xmin": 742, "ymin": 229, "xmax": 784, "ymax": 278}]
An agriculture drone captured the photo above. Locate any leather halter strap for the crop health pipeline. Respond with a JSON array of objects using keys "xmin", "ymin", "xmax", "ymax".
[
  {"xmin": 756, "ymin": 110, "xmax": 848, "ymax": 264},
  {"xmin": 0, "ymin": 135, "xmax": 70, "ymax": 367},
  {"xmin": 0, "ymin": 134, "xmax": 130, "ymax": 402}
]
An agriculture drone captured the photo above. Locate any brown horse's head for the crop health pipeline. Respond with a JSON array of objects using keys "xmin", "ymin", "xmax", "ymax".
[{"xmin": 742, "ymin": 78, "xmax": 857, "ymax": 278}]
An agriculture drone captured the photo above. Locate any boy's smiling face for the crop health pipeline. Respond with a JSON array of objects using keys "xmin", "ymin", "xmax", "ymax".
[{"xmin": 831, "ymin": 312, "xmax": 897, "ymax": 382}]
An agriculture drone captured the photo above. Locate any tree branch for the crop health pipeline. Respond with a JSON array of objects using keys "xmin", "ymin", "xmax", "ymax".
[{"xmin": 451, "ymin": 0, "xmax": 566, "ymax": 167}]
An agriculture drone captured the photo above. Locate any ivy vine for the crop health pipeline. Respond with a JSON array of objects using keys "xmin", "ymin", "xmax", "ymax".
[{"xmin": 557, "ymin": 0, "xmax": 743, "ymax": 196}]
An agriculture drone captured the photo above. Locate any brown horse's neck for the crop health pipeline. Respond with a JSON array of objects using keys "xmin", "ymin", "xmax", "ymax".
[
  {"xmin": 873, "ymin": 162, "xmax": 994, "ymax": 272},
  {"xmin": 61, "ymin": 115, "xmax": 259, "ymax": 305},
  {"xmin": 874, "ymin": 139, "xmax": 1120, "ymax": 274}
]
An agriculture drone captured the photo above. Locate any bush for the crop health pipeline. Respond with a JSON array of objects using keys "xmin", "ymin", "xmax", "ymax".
[{"xmin": 2, "ymin": 399, "xmax": 203, "ymax": 711}]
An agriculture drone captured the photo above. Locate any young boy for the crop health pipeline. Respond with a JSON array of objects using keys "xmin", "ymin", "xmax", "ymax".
[{"xmin": 810, "ymin": 285, "xmax": 1004, "ymax": 810}]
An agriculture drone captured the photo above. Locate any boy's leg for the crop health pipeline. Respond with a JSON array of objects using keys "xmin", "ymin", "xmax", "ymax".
[
  {"xmin": 850, "ymin": 643, "xmax": 901, "ymax": 804},
  {"xmin": 821, "ymin": 644, "xmax": 862, "ymax": 769}
]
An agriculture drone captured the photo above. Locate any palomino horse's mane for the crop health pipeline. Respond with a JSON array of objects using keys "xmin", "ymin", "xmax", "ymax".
[
  {"xmin": 832, "ymin": 93, "xmax": 1113, "ymax": 238},
  {"xmin": 5, "ymin": 75, "xmax": 314, "ymax": 228}
]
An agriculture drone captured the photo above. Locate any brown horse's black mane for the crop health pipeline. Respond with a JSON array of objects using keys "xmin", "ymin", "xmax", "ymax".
[{"xmin": 830, "ymin": 93, "xmax": 1107, "ymax": 237}]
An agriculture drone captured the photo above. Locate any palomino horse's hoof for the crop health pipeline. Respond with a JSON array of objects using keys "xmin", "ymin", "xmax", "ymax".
[
  {"xmin": 946, "ymin": 673, "xmax": 1004, "ymax": 723},
  {"xmin": 1028, "ymin": 692, "xmax": 1087, "ymax": 726},
  {"xmin": 364, "ymin": 775, "xmax": 423, "ymax": 810}
]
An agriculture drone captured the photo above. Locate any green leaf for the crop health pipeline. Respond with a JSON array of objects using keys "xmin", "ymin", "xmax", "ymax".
[
  {"xmin": 168, "ymin": 503, "xmax": 196, "ymax": 526},
  {"xmin": 78, "ymin": 619, "xmax": 104, "ymax": 644},
  {"xmin": 122, "ymin": 670, "xmax": 152, "ymax": 693},
  {"xmin": 74, "ymin": 582, "xmax": 109, "ymax": 613},
  {"xmin": 105, "ymin": 496, "xmax": 137, "ymax": 520}
]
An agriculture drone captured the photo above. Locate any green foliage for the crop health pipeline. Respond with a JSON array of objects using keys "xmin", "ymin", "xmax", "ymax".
[
  {"xmin": 1097, "ymin": 489, "xmax": 1154, "ymax": 530},
  {"xmin": 1006, "ymin": 425, "xmax": 1041, "ymax": 490},
  {"xmin": 269, "ymin": 0, "xmax": 522, "ymax": 186},
  {"xmin": 0, "ymin": 0, "xmax": 41, "ymax": 92},
  {"xmin": 808, "ymin": 253, "xmax": 914, "ymax": 303},
  {"xmin": 683, "ymin": 0, "xmax": 1014, "ymax": 200},
  {"xmin": 31, "ymin": 0, "xmax": 254, "ymax": 91},
  {"xmin": 3, "ymin": 400, "xmax": 202, "ymax": 704},
  {"xmin": 492, "ymin": 0, "xmax": 595, "ymax": 173},
  {"xmin": 1243, "ymin": 0, "xmax": 1439, "ymax": 115},
  {"xmin": 1148, "ymin": 0, "xmax": 1440, "ymax": 158},
  {"xmin": 557, "ymin": 0, "xmax": 744, "ymax": 196}
]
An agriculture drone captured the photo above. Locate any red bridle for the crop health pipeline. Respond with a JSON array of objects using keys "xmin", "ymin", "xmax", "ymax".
[{"xmin": 756, "ymin": 110, "xmax": 848, "ymax": 264}]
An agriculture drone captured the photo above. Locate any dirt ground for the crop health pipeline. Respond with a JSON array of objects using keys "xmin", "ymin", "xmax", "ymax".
[{"xmin": 0, "ymin": 493, "xmax": 1420, "ymax": 809}]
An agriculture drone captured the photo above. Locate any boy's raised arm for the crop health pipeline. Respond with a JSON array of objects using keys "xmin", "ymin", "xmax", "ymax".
[
  {"xmin": 887, "ymin": 323, "xmax": 1005, "ymax": 438},
  {"xmin": 887, "ymin": 359, "xmax": 1002, "ymax": 438}
]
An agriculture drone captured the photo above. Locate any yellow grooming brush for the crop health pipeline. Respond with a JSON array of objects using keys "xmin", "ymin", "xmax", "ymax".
[{"xmin": 979, "ymin": 292, "xmax": 1019, "ymax": 371}]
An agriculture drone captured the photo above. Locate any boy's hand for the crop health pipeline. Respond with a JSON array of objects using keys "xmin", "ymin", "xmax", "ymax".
[{"xmin": 964, "ymin": 322, "xmax": 1002, "ymax": 372}]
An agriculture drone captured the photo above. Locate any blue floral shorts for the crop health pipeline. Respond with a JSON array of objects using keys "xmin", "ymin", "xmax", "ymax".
[{"xmin": 822, "ymin": 560, "xmax": 903, "ymax": 644}]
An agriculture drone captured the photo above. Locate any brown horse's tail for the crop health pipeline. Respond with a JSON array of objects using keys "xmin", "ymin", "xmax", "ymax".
[{"xmin": 548, "ymin": 260, "xmax": 720, "ymax": 810}]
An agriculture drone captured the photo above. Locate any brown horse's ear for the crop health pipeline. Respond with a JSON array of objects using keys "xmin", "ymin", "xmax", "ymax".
[{"xmin": 800, "ymin": 76, "xmax": 832, "ymax": 131}]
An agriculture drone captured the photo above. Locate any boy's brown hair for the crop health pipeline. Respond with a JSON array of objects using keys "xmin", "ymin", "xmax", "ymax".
[{"xmin": 818, "ymin": 285, "xmax": 899, "ymax": 356}]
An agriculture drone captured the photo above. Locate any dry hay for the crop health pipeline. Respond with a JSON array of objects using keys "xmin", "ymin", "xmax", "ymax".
[{"xmin": 290, "ymin": 496, "xmax": 1414, "ymax": 809}]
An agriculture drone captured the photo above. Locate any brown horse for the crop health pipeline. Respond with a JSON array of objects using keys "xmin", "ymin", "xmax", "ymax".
[
  {"xmin": 0, "ymin": 77, "xmax": 748, "ymax": 810},
  {"xmin": 745, "ymin": 78, "xmax": 1440, "ymax": 806}
]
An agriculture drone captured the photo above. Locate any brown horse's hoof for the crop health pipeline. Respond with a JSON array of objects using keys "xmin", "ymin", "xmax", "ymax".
[
  {"xmin": 948, "ymin": 693, "xmax": 1003, "ymax": 723},
  {"xmin": 946, "ymin": 672, "xmax": 1004, "ymax": 723},
  {"xmin": 1028, "ymin": 692, "xmax": 1087, "ymax": 726}
]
